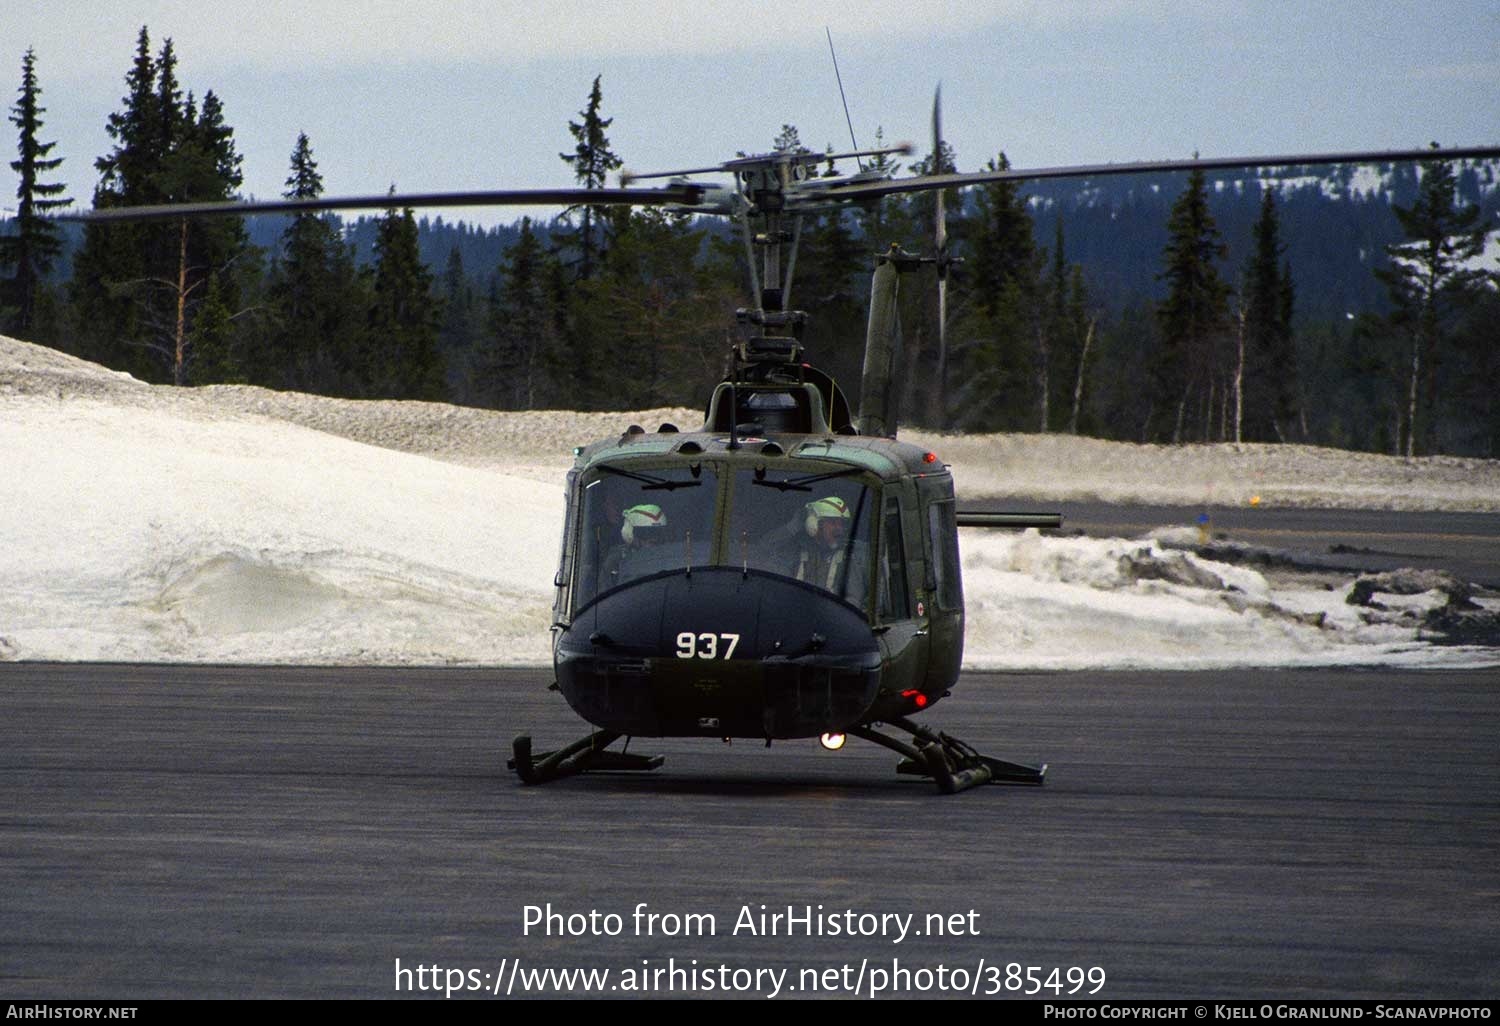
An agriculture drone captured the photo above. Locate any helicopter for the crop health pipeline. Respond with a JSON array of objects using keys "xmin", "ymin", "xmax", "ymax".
[{"xmin": 65, "ymin": 100, "xmax": 1500, "ymax": 794}]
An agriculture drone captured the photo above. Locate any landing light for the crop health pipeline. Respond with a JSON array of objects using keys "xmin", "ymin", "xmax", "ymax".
[{"xmin": 819, "ymin": 733, "xmax": 847, "ymax": 751}]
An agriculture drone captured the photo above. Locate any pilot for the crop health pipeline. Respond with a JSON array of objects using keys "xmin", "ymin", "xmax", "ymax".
[
  {"xmin": 790, "ymin": 496, "xmax": 865, "ymax": 605},
  {"xmin": 578, "ymin": 483, "xmax": 628, "ymax": 600},
  {"xmin": 601, "ymin": 503, "xmax": 670, "ymax": 586}
]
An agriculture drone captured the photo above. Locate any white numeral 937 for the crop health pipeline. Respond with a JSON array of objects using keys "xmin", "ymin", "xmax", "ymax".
[{"xmin": 676, "ymin": 632, "xmax": 740, "ymax": 660}]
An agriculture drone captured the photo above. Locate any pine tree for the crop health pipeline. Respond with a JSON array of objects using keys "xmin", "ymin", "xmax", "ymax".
[
  {"xmin": 478, "ymin": 217, "xmax": 561, "ymax": 409},
  {"xmin": 950, "ymin": 152, "xmax": 1042, "ymax": 431},
  {"xmin": 1155, "ymin": 166, "xmax": 1230, "ymax": 442},
  {"xmin": 162, "ymin": 87, "xmax": 254, "ymax": 384},
  {"xmin": 98, "ymin": 28, "xmax": 160, "ymax": 205},
  {"xmin": 266, "ymin": 132, "xmax": 364, "ymax": 392},
  {"xmin": 856, "ymin": 127, "xmax": 912, "ymax": 251},
  {"xmin": 557, "ymin": 75, "xmax": 622, "ymax": 281},
  {"xmin": 573, "ymin": 208, "xmax": 734, "ymax": 408},
  {"xmin": 967, "ymin": 154, "xmax": 1035, "ymax": 321},
  {"xmin": 70, "ymin": 29, "xmax": 256, "ymax": 384},
  {"xmin": 1376, "ymin": 150, "xmax": 1492, "ymax": 455},
  {"xmin": 1451, "ymin": 284, "xmax": 1500, "ymax": 456},
  {"xmin": 366, "ymin": 199, "xmax": 442, "ymax": 400},
  {"xmin": 437, "ymin": 245, "xmax": 481, "ymax": 402},
  {"xmin": 1040, "ymin": 219, "xmax": 1098, "ymax": 434},
  {"xmin": 1241, "ymin": 188, "xmax": 1298, "ymax": 442},
  {"xmin": 773, "ymin": 124, "xmax": 808, "ymax": 154},
  {"xmin": 792, "ymin": 204, "xmax": 867, "ymax": 388},
  {"xmin": 69, "ymin": 28, "xmax": 158, "ymax": 374},
  {"xmin": 1063, "ymin": 262, "xmax": 1099, "ymax": 435},
  {"xmin": 1, "ymin": 48, "xmax": 70, "ymax": 338},
  {"xmin": 187, "ymin": 273, "xmax": 242, "ymax": 382}
]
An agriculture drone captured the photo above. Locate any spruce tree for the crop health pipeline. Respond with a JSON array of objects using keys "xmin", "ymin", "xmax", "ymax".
[
  {"xmin": 70, "ymin": 29, "xmax": 255, "ymax": 384},
  {"xmin": 98, "ymin": 28, "xmax": 159, "ymax": 205},
  {"xmin": 1041, "ymin": 219, "xmax": 1097, "ymax": 434},
  {"xmin": 70, "ymin": 28, "xmax": 158, "ymax": 374},
  {"xmin": 1376, "ymin": 150, "xmax": 1492, "ymax": 455},
  {"xmin": 967, "ymin": 154, "xmax": 1035, "ymax": 321},
  {"xmin": 266, "ymin": 132, "xmax": 364, "ymax": 393},
  {"xmin": 166, "ymin": 88, "xmax": 254, "ymax": 384},
  {"xmin": 479, "ymin": 217, "xmax": 560, "ymax": 409},
  {"xmin": 856, "ymin": 127, "xmax": 912, "ymax": 251},
  {"xmin": 438, "ymin": 245, "xmax": 480, "ymax": 402},
  {"xmin": 1155, "ymin": 166, "xmax": 1230, "ymax": 442},
  {"xmin": 1241, "ymin": 188, "xmax": 1297, "ymax": 442},
  {"xmin": 773, "ymin": 124, "xmax": 808, "ymax": 154},
  {"xmin": 573, "ymin": 208, "xmax": 734, "ymax": 408},
  {"xmin": 557, "ymin": 75, "xmax": 622, "ymax": 281},
  {"xmin": 187, "ymin": 273, "xmax": 241, "ymax": 382},
  {"xmin": 951, "ymin": 152, "xmax": 1042, "ymax": 431},
  {"xmin": 1, "ymin": 48, "xmax": 70, "ymax": 338},
  {"xmin": 366, "ymin": 199, "xmax": 442, "ymax": 400},
  {"xmin": 792, "ymin": 203, "xmax": 866, "ymax": 388}
]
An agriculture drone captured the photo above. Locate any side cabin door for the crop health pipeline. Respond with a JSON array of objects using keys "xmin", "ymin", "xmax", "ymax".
[
  {"xmin": 915, "ymin": 475, "xmax": 964, "ymax": 694},
  {"xmin": 874, "ymin": 487, "xmax": 929, "ymax": 694}
]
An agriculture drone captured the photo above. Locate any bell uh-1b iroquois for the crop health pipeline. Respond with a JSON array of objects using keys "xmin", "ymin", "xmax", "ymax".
[{"xmin": 67, "ymin": 95, "xmax": 1500, "ymax": 793}]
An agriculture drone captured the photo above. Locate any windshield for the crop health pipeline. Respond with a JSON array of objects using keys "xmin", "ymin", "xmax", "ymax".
[
  {"xmin": 728, "ymin": 468, "xmax": 873, "ymax": 609},
  {"xmin": 574, "ymin": 464, "xmax": 718, "ymax": 606},
  {"xmin": 571, "ymin": 461, "xmax": 876, "ymax": 612}
]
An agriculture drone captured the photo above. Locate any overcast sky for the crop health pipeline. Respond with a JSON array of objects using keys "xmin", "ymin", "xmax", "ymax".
[{"xmin": 5, "ymin": 1, "xmax": 1499, "ymax": 227}]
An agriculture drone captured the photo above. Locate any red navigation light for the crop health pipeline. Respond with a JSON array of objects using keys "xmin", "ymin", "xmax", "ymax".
[
  {"xmin": 923, "ymin": 452, "xmax": 938, "ymax": 464},
  {"xmin": 901, "ymin": 689, "xmax": 929, "ymax": 709}
]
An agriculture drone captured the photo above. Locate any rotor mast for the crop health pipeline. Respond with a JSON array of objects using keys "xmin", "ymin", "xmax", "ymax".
[{"xmin": 625, "ymin": 142, "xmax": 914, "ymax": 374}]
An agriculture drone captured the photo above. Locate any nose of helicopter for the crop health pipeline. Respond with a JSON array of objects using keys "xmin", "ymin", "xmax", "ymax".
[{"xmin": 555, "ymin": 567, "xmax": 881, "ymax": 738}]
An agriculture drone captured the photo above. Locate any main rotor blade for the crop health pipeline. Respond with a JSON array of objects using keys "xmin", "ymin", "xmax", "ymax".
[
  {"xmin": 824, "ymin": 144, "xmax": 1500, "ymax": 201},
  {"xmin": 932, "ymin": 85, "xmax": 946, "ymax": 255},
  {"xmin": 53, "ymin": 185, "xmax": 706, "ymax": 223}
]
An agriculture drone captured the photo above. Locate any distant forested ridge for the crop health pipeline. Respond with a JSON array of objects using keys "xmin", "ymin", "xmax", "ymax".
[{"xmin": 1021, "ymin": 161, "xmax": 1500, "ymax": 322}]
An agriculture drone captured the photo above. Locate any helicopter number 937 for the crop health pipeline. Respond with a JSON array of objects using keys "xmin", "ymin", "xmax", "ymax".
[
  {"xmin": 65, "ymin": 101, "xmax": 1500, "ymax": 793},
  {"xmin": 529, "ymin": 350, "xmax": 1056, "ymax": 795},
  {"xmin": 514, "ymin": 130, "xmax": 1500, "ymax": 794}
]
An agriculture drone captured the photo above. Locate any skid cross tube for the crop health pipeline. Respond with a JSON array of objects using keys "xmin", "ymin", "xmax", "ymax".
[
  {"xmin": 852, "ymin": 716, "xmax": 1046, "ymax": 793},
  {"xmin": 509, "ymin": 731, "xmax": 664, "ymax": 785}
]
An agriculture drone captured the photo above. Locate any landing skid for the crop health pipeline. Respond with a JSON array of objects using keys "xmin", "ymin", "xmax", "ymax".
[
  {"xmin": 509, "ymin": 732, "xmax": 664, "ymax": 785},
  {"xmin": 850, "ymin": 715, "xmax": 1046, "ymax": 794},
  {"xmin": 509, "ymin": 718, "xmax": 1043, "ymax": 794}
]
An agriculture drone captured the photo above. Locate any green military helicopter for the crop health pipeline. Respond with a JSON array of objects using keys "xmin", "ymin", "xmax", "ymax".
[
  {"xmin": 513, "ymin": 125, "xmax": 1500, "ymax": 794},
  {"xmin": 69, "ymin": 100, "xmax": 1500, "ymax": 793}
]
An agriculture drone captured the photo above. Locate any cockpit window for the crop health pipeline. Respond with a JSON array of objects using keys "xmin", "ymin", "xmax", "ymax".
[
  {"xmin": 569, "ymin": 460, "xmax": 877, "ymax": 614},
  {"xmin": 729, "ymin": 469, "xmax": 873, "ymax": 609},
  {"xmin": 574, "ymin": 464, "xmax": 718, "ymax": 606}
]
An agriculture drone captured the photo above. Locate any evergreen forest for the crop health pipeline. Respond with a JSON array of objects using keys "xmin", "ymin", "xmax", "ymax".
[{"xmin": 4, "ymin": 32, "xmax": 1499, "ymax": 456}]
